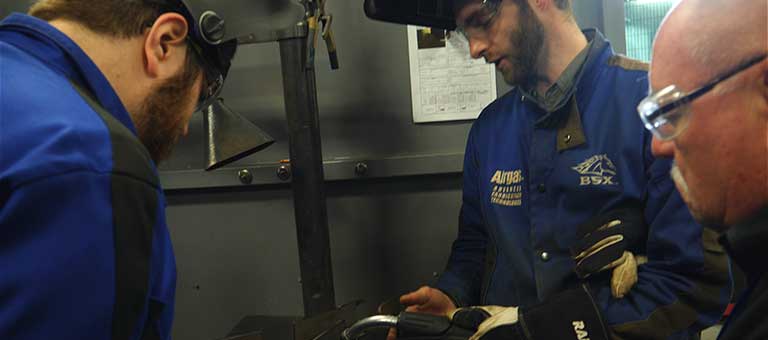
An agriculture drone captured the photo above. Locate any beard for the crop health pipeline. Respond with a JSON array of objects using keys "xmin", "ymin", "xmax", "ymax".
[
  {"xmin": 501, "ymin": 1, "xmax": 545, "ymax": 87},
  {"xmin": 670, "ymin": 163, "xmax": 728, "ymax": 232},
  {"xmin": 134, "ymin": 60, "xmax": 200, "ymax": 164}
]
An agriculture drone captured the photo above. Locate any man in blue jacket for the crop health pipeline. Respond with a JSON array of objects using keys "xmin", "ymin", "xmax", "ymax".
[
  {"xmin": 643, "ymin": 0, "xmax": 767, "ymax": 339},
  {"xmin": 392, "ymin": 0, "xmax": 731, "ymax": 339},
  {"xmin": 0, "ymin": 0, "xmax": 237, "ymax": 338}
]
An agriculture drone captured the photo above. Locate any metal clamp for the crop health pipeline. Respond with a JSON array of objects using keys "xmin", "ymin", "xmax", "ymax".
[{"xmin": 305, "ymin": 0, "xmax": 339, "ymax": 70}]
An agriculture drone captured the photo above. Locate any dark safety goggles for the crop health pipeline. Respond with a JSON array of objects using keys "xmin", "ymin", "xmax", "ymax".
[
  {"xmin": 187, "ymin": 37, "xmax": 225, "ymax": 112},
  {"xmin": 145, "ymin": 0, "xmax": 235, "ymax": 112}
]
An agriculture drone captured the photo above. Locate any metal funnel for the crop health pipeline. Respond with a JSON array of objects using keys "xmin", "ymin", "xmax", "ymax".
[{"xmin": 204, "ymin": 98, "xmax": 275, "ymax": 171}]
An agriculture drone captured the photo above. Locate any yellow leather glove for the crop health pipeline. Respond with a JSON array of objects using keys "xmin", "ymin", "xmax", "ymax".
[{"xmin": 570, "ymin": 208, "xmax": 649, "ymax": 298}]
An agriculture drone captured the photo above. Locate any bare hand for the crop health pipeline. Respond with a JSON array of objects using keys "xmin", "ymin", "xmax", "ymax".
[{"xmin": 386, "ymin": 286, "xmax": 457, "ymax": 340}]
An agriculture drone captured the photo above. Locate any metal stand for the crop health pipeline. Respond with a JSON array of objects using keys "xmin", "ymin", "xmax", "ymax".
[
  {"xmin": 279, "ymin": 36, "xmax": 336, "ymax": 318},
  {"xmin": 223, "ymin": 3, "xmax": 345, "ymax": 338}
]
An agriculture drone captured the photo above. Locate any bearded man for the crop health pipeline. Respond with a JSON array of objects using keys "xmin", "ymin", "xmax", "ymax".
[
  {"xmin": 385, "ymin": 0, "xmax": 731, "ymax": 339},
  {"xmin": 0, "ymin": 1, "xmax": 237, "ymax": 338}
]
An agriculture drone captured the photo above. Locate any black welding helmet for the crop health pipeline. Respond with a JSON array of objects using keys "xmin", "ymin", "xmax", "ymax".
[
  {"xmin": 164, "ymin": 0, "xmax": 304, "ymax": 109},
  {"xmin": 364, "ymin": 0, "xmax": 458, "ymax": 30},
  {"xmin": 156, "ymin": 0, "xmax": 305, "ymax": 170}
]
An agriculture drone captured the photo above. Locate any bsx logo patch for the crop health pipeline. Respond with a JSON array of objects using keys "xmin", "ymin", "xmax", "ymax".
[{"xmin": 572, "ymin": 154, "xmax": 618, "ymax": 186}]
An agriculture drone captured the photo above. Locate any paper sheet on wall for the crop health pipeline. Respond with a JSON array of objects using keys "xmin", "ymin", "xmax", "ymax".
[{"xmin": 407, "ymin": 25, "xmax": 497, "ymax": 123}]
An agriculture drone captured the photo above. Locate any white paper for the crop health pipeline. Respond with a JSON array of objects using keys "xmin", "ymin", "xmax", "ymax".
[{"xmin": 407, "ymin": 25, "xmax": 497, "ymax": 123}]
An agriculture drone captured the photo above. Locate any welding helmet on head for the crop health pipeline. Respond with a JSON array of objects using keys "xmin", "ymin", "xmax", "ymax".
[
  {"xmin": 364, "ymin": 0, "xmax": 458, "ymax": 30},
  {"xmin": 162, "ymin": 0, "xmax": 304, "ymax": 108}
]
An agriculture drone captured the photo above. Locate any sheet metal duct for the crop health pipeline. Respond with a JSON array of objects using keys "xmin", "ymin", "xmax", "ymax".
[{"xmin": 204, "ymin": 99, "xmax": 275, "ymax": 171}]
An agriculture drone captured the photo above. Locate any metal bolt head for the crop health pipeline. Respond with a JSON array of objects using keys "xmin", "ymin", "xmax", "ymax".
[
  {"xmin": 277, "ymin": 165, "xmax": 292, "ymax": 181},
  {"xmin": 238, "ymin": 169, "xmax": 253, "ymax": 184},
  {"xmin": 200, "ymin": 11, "xmax": 226, "ymax": 44},
  {"xmin": 354, "ymin": 162, "xmax": 368, "ymax": 176},
  {"xmin": 564, "ymin": 134, "xmax": 572, "ymax": 144},
  {"xmin": 541, "ymin": 251, "xmax": 550, "ymax": 261}
]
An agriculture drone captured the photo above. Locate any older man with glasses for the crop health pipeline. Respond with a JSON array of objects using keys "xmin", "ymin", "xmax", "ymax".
[
  {"xmin": 641, "ymin": 0, "xmax": 768, "ymax": 339},
  {"xmin": 372, "ymin": 0, "xmax": 732, "ymax": 339}
]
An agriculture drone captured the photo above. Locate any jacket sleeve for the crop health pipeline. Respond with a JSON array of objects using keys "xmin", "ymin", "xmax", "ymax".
[
  {"xmin": 0, "ymin": 171, "xmax": 118, "ymax": 339},
  {"xmin": 595, "ymin": 133, "xmax": 731, "ymax": 339},
  {"xmin": 0, "ymin": 171, "xmax": 173, "ymax": 340},
  {"xmin": 435, "ymin": 124, "xmax": 488, "ymax": 307}
]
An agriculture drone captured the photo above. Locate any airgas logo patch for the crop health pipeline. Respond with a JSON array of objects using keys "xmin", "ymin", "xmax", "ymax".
[
  {"xmin": 572, "ymin": 154, "xmax": 618, "ymax": 186},
  {"xmin": 490, "ymin": 169, "xmax": 524, "ymax": 207}
]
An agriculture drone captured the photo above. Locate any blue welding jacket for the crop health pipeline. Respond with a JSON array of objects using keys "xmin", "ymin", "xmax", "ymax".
[
  {"xmin": 436, "ymin": 30, "xmax": 731, "ymax": 339},
  {"xmin": 0, "ymin": 14, "xmax": 176, "ymax": 339}
]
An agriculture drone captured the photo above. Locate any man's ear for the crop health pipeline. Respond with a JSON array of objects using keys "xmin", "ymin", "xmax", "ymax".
[
  {"xmin": 530, "ymin": 0, "xmax": 548, "ymax": 11},
  {"xmin": 144, "ymin": 12, "xmax": 189, "ymax": 79},
  {"xmin": 759, "ymin": 59, "xmax": 768, "ymax": 115},
  {"xmin": 762, "ymin": 59, "xmax": 768, "ymax": 94}
]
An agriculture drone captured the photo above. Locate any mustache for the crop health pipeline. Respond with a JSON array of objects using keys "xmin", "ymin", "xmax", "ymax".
[{"xmin": 670, "ymin": 163, "xmax": 690, "ymax": 196}]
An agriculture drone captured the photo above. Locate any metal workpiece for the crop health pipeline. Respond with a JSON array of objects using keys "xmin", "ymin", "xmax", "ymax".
[
  {"xmin": 280, "ymin": 35, "xmax": 336, "ymax": 317},
  {"xmin": 342, "ymin": 315, "xmax": 398, "ymax": 340}
]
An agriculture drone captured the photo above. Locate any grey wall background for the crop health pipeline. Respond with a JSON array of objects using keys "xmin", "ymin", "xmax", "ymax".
[{"xmin": 0, "ymin": 1, "xmax": 626, "ymax": 339}]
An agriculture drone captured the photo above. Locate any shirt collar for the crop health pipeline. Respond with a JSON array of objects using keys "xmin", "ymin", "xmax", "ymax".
[
  {"xmin": 524, "ymin": 30, "xmax": 611, "ymax": 152},
  {"xmin": 720, "ymin": 207, "xmax": 768, "ymax": 281},
  {"xmin": 521, "ymin": 29, "xmax": 600, "ymax": 114},
  {"xmin": 0, "ymin": 13, "xmax": 137, "ymax": 134}
]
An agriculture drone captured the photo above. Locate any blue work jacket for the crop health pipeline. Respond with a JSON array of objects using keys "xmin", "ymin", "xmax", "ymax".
[
  {"xmin": 436, "ymin": 30, "xmax": 731, "ymax": 339},
  {"xmin": 0, "ymin": 14, "xmax": 176, "ymax": 340}
]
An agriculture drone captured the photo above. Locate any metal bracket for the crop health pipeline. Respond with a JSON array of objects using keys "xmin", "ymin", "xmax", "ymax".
[{"xmin": 237, "ymin": 24, "xmax": 309, "ymax": 45}]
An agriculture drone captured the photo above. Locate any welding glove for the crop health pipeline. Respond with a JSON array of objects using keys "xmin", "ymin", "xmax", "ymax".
[
  {"xmin": 570, "ymin": 207, "xmax": 648, "ymax": 298},
  {"xmin": 448, "ymin": 285, "xmax": 611, "ymax": 340}
]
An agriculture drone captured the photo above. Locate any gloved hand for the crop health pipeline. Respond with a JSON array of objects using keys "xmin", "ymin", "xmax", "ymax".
[
  {"xmin": 449, "ymin": 306, "xmax": 521, "ymax": 340},
  {"xmin": 447, "ymin": 285, "xmax": 611, "ymax": 340},
  {"xmin": 387, "ymin": 286, "xmax": 457, "ymax": 340},
  {"xmin": 570, "ymin": 207, "xmax": 648, "ymax": 298}
]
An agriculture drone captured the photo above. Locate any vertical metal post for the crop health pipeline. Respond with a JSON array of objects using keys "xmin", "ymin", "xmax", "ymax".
[
  {"xmin": 278, "ymin": 36, "xmax": 336, "ymax": 318},
  {"xmin": 602, "ymin": 0, "xmax": 627, "ymax": 55}
]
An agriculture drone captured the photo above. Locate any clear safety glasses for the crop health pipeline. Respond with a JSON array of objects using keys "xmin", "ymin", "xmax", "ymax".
[{"xmin": 638, "ymin": 54, "xmax": 767, "ymax": 140}]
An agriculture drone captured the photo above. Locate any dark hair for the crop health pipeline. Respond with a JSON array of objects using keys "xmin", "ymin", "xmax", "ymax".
[
  {"xmin": 29, "ymin": 0, "xmax": 203, "ymax": 102},
  {"xmin": 28, "ymin": 0, "xmax": 165, "ymax": 38}
]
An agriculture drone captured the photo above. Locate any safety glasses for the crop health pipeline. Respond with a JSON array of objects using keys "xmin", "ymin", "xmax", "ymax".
[
  {"xmin": 454, "ymin": 0, "xmax": 502, "ymax": 41},
  {"xmin": 187, "ymin": 38, "xmax": 224, "ymax": 112},
  {"xmin": 638, "ymin": 53, "xmax": 767, "ymax": 140}
]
